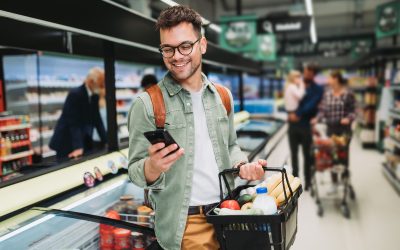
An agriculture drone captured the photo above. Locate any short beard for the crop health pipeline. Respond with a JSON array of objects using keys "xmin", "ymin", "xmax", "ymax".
[{"xmin": 170, "ymin": 59, "xmax": 202, "ymax": 83}]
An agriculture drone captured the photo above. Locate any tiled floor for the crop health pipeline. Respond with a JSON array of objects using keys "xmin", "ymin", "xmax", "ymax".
[{"xmin": 291, "ymin": 137, "xmax": 400, "ymax": 250}]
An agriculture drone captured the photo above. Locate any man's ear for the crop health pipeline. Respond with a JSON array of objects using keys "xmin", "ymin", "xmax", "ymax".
[{"xmin": 200, "ymin": 37, "xmax": 207, "ymax": 54}]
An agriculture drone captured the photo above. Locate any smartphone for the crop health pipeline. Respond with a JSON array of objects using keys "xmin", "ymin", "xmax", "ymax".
[{"xmin": 143, "ymin": 129, "xmax": 180, "ymax": 155}]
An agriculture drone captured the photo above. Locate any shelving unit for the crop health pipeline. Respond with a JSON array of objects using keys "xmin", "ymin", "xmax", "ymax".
[
  {"xmin": 383, "ymin": 58, "xmax": 400, "ymax": 193},
  {"xmin": 0, "ymin": 116, "xmax": 33, "ymax": 177},
  {"xmin": 349, "ymin": 77, "xmax": 379, "ymax": 148}
]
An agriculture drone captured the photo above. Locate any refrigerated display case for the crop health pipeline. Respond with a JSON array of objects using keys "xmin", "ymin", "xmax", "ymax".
[
  {"xmin": 3, "ymin": 53, "xmax": 103, "ymax": 159},
  {"xmin": 235, "ymin": 117, "xmax": 284, "ymax": 161},
  {"xmin": 0, "ymin": 174, "xmax": 157, "ymax": 249}
]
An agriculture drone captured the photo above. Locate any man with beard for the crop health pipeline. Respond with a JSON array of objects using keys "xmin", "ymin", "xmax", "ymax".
[{"xmin": 128, "ymin": 5, "xmax": 266, "ymax": 250}]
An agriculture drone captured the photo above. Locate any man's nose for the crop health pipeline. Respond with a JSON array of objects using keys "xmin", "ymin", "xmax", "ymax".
[{"xmin": 172, "ymin": 47, "xmax": 184, "ymax": 60}]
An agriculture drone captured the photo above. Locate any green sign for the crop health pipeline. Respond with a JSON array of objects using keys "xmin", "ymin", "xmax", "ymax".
[
  {"xmin": 255, "ymin": 34, "xmax": 276, "ymax": 61},
  {"xmin": 351, "ymin": 39, "xmax": 373, "ymax": 58},
  {"xmin": 219, "ymin": 15, "xmax": 258, "ymax": 52},
  {"xmin": 376, "ymin": 1, "xmax": 400, "ymax": 39}
]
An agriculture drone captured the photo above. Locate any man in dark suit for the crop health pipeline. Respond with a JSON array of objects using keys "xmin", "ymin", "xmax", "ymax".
[{"xmin": 50, "ymin": 67, "xmax": 107, "ymax": 162}]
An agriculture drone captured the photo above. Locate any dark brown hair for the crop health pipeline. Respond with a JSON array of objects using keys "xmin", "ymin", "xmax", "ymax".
[
  {"xmin": 156, "ymin": 5, "xmax": 202, "ymax": 37},
  {"xmin": 330, "ymin": 70, "xmax": 347, "ymax": 86},
  {"xmin": 304, "ymin": 62, "xmax": 319, "ymax": 75}
]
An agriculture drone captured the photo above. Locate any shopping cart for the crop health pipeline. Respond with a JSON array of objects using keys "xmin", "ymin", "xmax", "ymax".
[
  {"xmin": 310, "ymin": 133, "xmax": 356, "ymax": 218},
  {"xmin": 206, "ymin": 167, "xmax": 302, "ymax": 250}
]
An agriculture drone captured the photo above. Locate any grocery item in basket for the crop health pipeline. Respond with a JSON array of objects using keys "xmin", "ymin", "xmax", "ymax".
[
  {"xmin": 213, "ymin": 207, "xmax": 263, "ymax": 215},
  {"xmin": 252, "ymin": 187, "xmax": 277, "ymax": 215},
  {"xmin": 240, "ymin": 202, "xmax": 253, "ymax": 211},
  {"xmin": 237, "ymin": 194, "xmax": 253, "ymax": 207},
  {"xmin": 270, "ymin": 174, "xmax": 294, "ymax": 198},
  {"xmin": 277, "ymin": 177, "xmax": 301, "ymax": 205},
  {"xmin": 265, "ymin": 174, "xmax": 282, "ymax": 193},
  {"xmin": 220, "ymin": 200, "xmax": 240, "ymax": 210},
  {"xmin": 114, "ymin": 228, "xmax": 132, "ymax": 250}
]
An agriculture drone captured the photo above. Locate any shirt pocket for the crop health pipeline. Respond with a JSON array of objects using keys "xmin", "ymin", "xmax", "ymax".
[
  {"xmin": 164, "ymin": 119, "xmax": 186, "ymax": 148},
  {"xmin": 218, "ymin": 116, "xmax": 229, "ymax": 146}
]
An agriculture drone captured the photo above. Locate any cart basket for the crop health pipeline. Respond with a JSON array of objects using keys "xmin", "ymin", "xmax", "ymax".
[{"xmin": 206, "ymin": 167, "xmax": 302, "ymax": 250}]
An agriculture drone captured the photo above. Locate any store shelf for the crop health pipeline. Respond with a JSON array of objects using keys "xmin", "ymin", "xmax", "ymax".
[
  {"xmin": 41, "ymin": 131, "xmax": 54, "ymax": 139},
  {"xmin": 0, "ymin": 124, "xmax": 31, "ymax": 132},
  {"xmin": 382, "ymin": 163, "xmax": 400, "ymax": 194},
  {"xmin": 117, "ymin": 106, "xmax": 130, "ymax": 113},
  {"xmin": 6, "ymin": 83, "xmax": 28, "ymax": 91},
  {"xmin": 42, "ymin": 150, "xmax": 56, "ymax": 158},
  {"xmin": 389, "ymin": 108, "xmax": 400, "ymax": 120},
  {"xmin": 118, "ymin": 119, "xmax": 128, "ymax": 126},
  {"xmin": 0, "ymin": 150, "xmax": 34, "ymax": 162},
  {"xmin": 389, "ymin": 136, "xmax": 400, "ymax": 149},
  {"xmin": 389, "ymin": 85, "xmax": 400, "ymax": 91},
  {"xmin": 116, "ymin": 95, "xmax": 135, "ymax": 101},
  {"xmin": 116, "ymin": 82, "xmax": 140, "ymax": 89}
]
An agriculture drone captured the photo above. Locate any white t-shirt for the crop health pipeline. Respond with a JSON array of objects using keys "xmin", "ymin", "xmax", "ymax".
[
  {"xmin": 189, "ymin": 89, "xmax": 221, "ymax": 206},
  {"xmin": 284, "ymin": 83, "xmax": 305, "ymax": 112}
]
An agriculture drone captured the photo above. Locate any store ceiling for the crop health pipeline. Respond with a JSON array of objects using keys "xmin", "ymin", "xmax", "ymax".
[{"xmin": 151, "ymin": 0, "xmax": 394, "ymax": 39}]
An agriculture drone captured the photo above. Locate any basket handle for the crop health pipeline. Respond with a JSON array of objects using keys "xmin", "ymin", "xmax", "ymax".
[{"xmin": 218, "ymin": 166, "xmax": 295, "ymax": 206}]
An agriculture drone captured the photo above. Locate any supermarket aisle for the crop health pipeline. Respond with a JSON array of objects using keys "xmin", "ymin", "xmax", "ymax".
[{"xmin": 292, "ymin": 137, "xmax": 400, "ymax": 250}]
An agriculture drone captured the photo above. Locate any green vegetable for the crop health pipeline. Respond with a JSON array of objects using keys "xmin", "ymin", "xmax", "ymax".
[{"xmin": 237, "ymin": 194, "xmax": 253, "ymax": 206}]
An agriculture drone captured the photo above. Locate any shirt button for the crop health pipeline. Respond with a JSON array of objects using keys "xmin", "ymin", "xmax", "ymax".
[{"xmin": 187, "ymin": 103, "xmax": 191, "ymax": 106}]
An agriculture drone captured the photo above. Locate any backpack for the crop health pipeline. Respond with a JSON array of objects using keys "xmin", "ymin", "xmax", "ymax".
[{"xmin": 145, "ymin": 83, "xmax": 232, "ymax": 128}]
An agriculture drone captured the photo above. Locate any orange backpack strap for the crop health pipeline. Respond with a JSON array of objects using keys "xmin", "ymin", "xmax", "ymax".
[
  {"xmin": 214, "ymin": 83, "xmax": 232, "ymax": 116},
  {"xmin": 145, "ymin": 85, "xmax": 166, "ymax": 129}
]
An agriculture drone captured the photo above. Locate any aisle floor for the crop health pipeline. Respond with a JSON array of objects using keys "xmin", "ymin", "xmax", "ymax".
[{"xmin": 291, "ymin": 137, "xmax": 400, "ymax": 250}]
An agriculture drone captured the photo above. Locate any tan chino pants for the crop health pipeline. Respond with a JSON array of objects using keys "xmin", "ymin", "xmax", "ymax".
[{"xmin": 181, "ymin": 212, "xmax": 220, "ymax": 250}]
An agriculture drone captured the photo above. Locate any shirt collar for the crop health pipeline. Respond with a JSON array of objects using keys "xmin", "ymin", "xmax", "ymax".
[
  {"xmin": 163, "ymin": 72, "xmax": 216, "ymax": 96},
  {"xmin": 85, "ymin": 84, "xmax": 93, "ymax": 97}
]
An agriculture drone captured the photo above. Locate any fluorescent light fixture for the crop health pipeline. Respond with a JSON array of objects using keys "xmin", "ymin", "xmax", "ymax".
[
  {"xmin": 305, "ymin": 0, "xmax": 317, "ymax": 44},
  {"xmin": 160, "ymin": 0, "xmax": 179, "ymax": 6},
  {"xmin": 209, "ymin": 23, "xmax": 222, "ymax": 33},
  {"xmin": 310, "ymin": 18, "xmax": 317, "ymax": 43},
  {"xmin": 305, "ymin": 0, "xmax": 313, "ymax": 15}
]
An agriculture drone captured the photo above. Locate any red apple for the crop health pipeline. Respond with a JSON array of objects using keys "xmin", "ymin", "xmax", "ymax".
[{"xmin": 220, "ymin": 200, "xmax": 240, "ymax": 210}]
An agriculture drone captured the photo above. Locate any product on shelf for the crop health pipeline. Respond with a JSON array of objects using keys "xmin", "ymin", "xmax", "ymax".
[{"xmin": 0, "ymin": 115, "xmax": 33, "ymax": 176}]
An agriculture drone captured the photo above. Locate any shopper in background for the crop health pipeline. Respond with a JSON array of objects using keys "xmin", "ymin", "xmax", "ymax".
[
  {"xmin": 288, "ymin": 63, "xmax": 323, "ymax": 190},
  {"xmin": 312, "ymin": 71, "xmax": 356, "ymax": 191},
  {"xmin": 284, "ymin": 70, "xmax": 305, "ymax": 113},
  {"xmin": 128, "ymin": 5, "xmax": 266, "ymax": 250},
  {"xmin": 140, "ymin": 74, "xmax": 158, "ymax": 90},
  {"xmin": 49, "ymin": 67, "xmax": 107, "ymax": 162}
]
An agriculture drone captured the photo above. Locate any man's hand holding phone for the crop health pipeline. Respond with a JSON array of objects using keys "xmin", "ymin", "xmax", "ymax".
[{"xmin": 143, "ymin": 130, "xmax": 184, "ymax": 184}]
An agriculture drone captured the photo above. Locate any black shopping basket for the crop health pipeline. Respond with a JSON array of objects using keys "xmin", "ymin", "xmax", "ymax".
[{"xmin": 206, "ymin": 167, "xmax": 302, "ymax": 250}]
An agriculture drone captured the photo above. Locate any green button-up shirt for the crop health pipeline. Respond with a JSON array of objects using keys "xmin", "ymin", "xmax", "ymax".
[{"xmin": 127, "ymin": 72, "xmax": 247, "ymax": 250}]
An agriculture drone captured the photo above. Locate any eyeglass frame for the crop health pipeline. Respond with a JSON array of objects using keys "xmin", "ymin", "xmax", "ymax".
[{"xmin": 159, "ymin": 37, "xmax": 202, "ymax": 58}]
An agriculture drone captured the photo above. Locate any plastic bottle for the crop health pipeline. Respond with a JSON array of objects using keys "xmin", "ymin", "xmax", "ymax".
[{"xmin": 252, "ymin": 187, "xmax": 277, "ymax": 215}]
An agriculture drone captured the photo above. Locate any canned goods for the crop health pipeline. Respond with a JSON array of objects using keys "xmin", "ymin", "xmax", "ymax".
[
  {"xmin": 131, "ymin": 232, "xmax": 145, "ymax": 250},
  {"xmin": 114, "ymin": 228, "xmax": 131, "ymax": 250},
  {"xmin": 100, "ymin": 228, "xmax": 114, "ymax": 249}
]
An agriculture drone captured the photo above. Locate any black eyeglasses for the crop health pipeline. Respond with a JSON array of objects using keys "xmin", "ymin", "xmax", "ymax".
[{"xmin": 159, "ymin": 37, "xmax": 201, "ymax": 58}]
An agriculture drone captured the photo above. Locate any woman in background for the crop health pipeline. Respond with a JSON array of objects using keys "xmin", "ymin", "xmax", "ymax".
[{"xmin": 313, "ymin": 70, "xmax": 356, "ymax": 192}]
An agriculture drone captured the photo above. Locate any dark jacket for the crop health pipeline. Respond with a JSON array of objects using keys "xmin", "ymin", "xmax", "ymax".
[
  {"xmin": 295, "ymin": 80, "xmax": 324, "ymax": 127},
  {"xmin": 49, "ymin": 84, "xmax": 107, "ymax": 157}
]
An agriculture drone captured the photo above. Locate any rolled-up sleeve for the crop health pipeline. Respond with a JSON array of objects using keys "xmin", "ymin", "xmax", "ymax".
[{"xmin": 127, "ymin": 95, "xmax": 165, "ymax": 190}]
